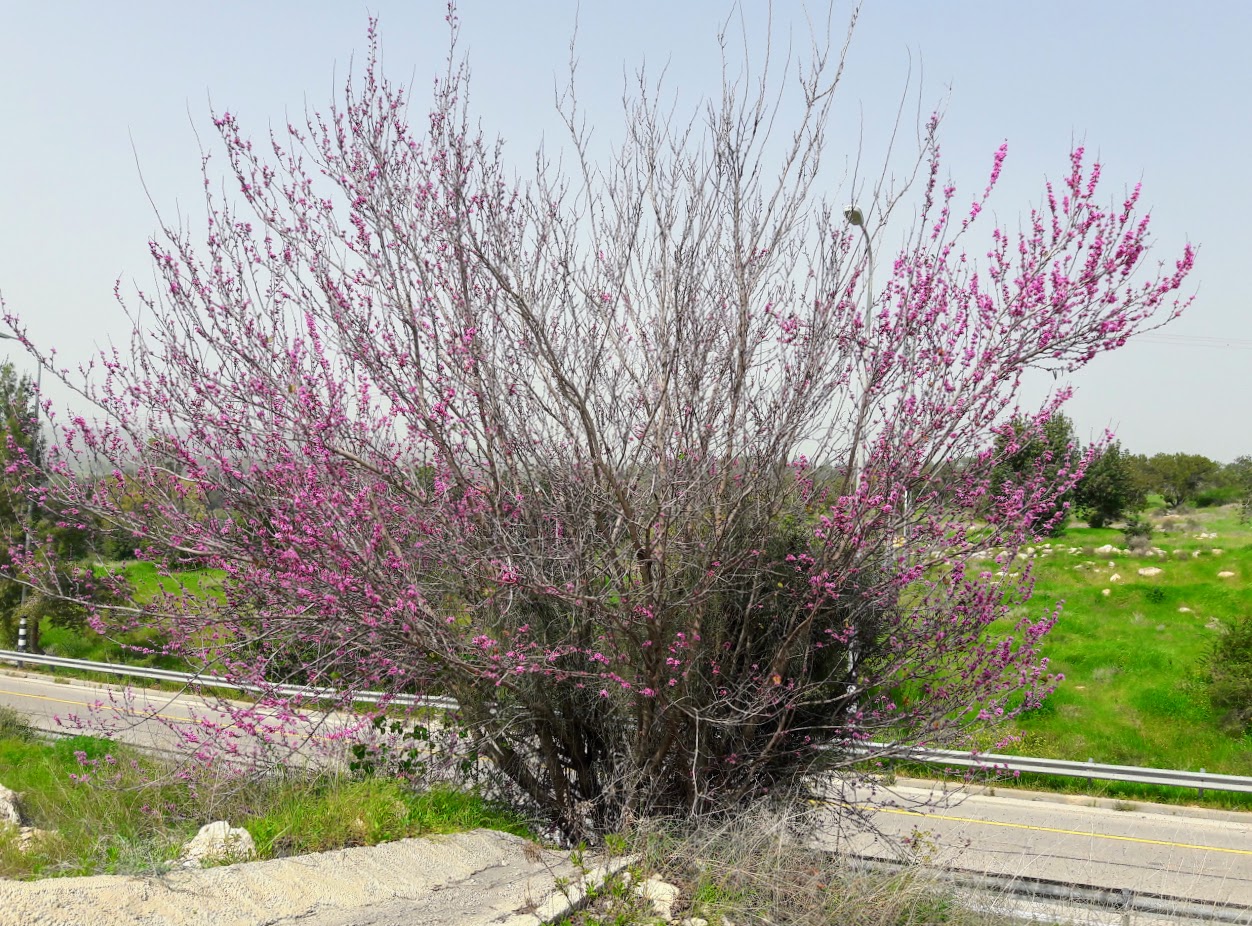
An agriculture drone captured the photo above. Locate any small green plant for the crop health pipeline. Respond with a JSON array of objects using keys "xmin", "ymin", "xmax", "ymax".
[
  {"xmin": 0, "ymin": 705, "xmax": 35, "ymax": 741},
  {"xmin": 348, "ymin": 715, "xmax": 433, "ymax": 780},
  {"xmin": 902, "ymin": 825, "xmax": 941, "ymax": 862},
  {"xmin": 1207, "ymin": 615, "xmax": 1252, "ymax": 734},
  {"xmin": 1121, "ymin": 515, "xmax": 1154, "ymax": 545},
  {"xmin": 347, "ymin": 713, "xmax": 480, "ymax": 786}
]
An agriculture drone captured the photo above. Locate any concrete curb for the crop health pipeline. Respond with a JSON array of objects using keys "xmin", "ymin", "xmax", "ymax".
[
  {"xmin": 500, "ymin": 854, "xmax": 638, "ymax": 925},
  {"xmin": 0, "ymin": 829, "xmax": 583, "ymax": 926}
]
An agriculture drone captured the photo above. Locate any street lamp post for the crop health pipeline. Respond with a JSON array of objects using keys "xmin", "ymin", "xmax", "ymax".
[
  {"xmin": 842, "ymin": 205, "xmax": 874, "ymax": 718},
  {"xmin": 844, "ymin": 207, "xmax": 910, "ymax": 525},
  {"xmin": 843, "ymin": 205, "xmax": 874, "ymax": 326},
  {"xmin": 0, "ymin": 332, "xmax": 40, "ymax": 653},
  {"xmin": 842, "ymin": 204, "xmax": 874, "ymax": 487}
]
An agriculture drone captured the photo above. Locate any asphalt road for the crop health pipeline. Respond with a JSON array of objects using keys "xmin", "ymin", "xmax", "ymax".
[
  {"xmin": 0, "ymin": 667, "xmax": 355, "ymax": 761},
  {"xmin": 6, "ymin": 666, "xmax": 1252, "ymax": 914},
  {"xmin": 831, "ymin": 781, "xmax": 1252, "ymax": 911}
]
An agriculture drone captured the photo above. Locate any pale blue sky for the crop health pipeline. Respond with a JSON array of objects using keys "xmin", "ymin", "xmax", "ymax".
[{"xmin": 1, "ymin": 1, "xmax": 1248, "ymax": 459}]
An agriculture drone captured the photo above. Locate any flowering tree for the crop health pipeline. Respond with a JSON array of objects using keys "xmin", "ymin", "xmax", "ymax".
[{"xmin": 2, "ymin": 13, "xmax": 1193, "ymax": 839}]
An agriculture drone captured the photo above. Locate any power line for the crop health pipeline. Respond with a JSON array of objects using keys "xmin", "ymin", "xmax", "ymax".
[{"xmin": 1134, "ymin": 333, "xmax": 1252, "ymax": 351}]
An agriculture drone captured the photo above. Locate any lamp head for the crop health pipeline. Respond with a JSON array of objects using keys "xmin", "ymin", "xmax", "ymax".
[{"xmin": 843, "ymin": 204, "xmax": 865, "ymax": 227}]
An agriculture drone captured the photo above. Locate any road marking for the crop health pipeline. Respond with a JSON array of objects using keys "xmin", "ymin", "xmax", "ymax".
[
  {"xmin": 0, "ymin": 686, "xmax": 197, "ymax": 724},
  {"xmin": 874, "ymin": 806, "xmax": 1252, "ymax": 857},
  {"xmin": 0, "ymin": 687, "xmax": 345, "ymax": 743}
]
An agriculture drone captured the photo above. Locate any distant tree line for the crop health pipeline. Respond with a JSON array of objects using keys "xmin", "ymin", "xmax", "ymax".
[
  {"xmin": 4, "ymin": 360, "xmax": 1248, "ymax": 655},
  {"xmin": 989, "ymin": 413, "xmax": 1252, "ymax": 535},
  {"xmin": 0, "ymin": 363, "xmax": 194, "ymax": 650}
]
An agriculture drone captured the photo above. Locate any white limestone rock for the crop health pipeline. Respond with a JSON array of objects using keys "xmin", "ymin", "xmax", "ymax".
[
  {"xmin": 0, "ymin": 783, "xmax": 24, "ymax": 827},
  {"xmin": 637, "ymin": 875, "xmax": 681, "ymax": 921},
  {"xmin": 17, "ymin": 826, "xmax": 55, "ymax": 852},
  {"xmin": 178, "ymin": 821, "xmax": 256, "ymax": 869}
]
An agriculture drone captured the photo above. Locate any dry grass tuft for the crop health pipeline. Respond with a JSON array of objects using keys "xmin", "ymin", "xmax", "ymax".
[{"xmin": 558, "ymin": 806, "xmax": 1043, "ymax": 926}]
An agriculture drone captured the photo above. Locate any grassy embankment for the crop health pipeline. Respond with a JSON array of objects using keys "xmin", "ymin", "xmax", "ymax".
[
  {"xmin": 0, "ymin": 708, "xmax": 529, "ymax": 879},
  {"xmin": 958, "ymin": 503, "xmax": 1252, "ymax": 804},
  {"xmin": 7, "ymin": 566, "xmax": 532, "ymax": 881}
]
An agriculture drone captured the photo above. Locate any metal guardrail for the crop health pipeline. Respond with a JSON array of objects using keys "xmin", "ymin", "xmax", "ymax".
[
  {"xmin": 0, "ymin": 649, "xmax": 458, "ymax": 711},
  {"xmin": 6, "ymin": 649, "xmax": 1251, "ymax": 797},
  {"xmin": 870, "ymin": 742, "xmax": 1252, "ymax": 796}
]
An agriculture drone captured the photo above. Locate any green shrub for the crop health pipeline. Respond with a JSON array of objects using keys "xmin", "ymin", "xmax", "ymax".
[
  {"xmin": 1121, "ymin": 515, "xmax": 1154, "ymax": 546},
  {"xmin": 1074, "ymin": 441, "xmax": 1145, "ymax": 528},
  {"xmin": 1195, "ymin": 486, "xmax": 1241, "ymax": 508},
  {"xmin": 1207, "ymin": 615, "xmax": 1252, "ymax": 734},
  {"xmin": 0, "ymin": 706, "xmax": 34, "ymax": 742}
]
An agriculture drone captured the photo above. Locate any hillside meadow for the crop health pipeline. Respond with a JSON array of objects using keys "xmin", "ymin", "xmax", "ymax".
[
  {"xmin": 989, "ymin": 504, "xmax": 1252, "ymax": 778},
  {"xmin": 37, "ymin": 561, "xmax": 223, "ymax": 669}
]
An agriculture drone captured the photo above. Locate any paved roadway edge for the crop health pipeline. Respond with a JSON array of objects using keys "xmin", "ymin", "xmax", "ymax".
[
  {"xmin": 847, "ymin": 853, "xmax": 1252, "ymax": 925},
  {"xmin": 890, "ymin": 776, "xmax": 1252, "ymax": 825}
]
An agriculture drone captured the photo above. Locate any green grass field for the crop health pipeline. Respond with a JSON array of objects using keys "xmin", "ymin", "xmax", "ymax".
[
  {"xmin": 38, "ymin": 560, "xmax": 225, "ymax": 668},
  {"xmin": 997, "ymin": 504, "xmax": 1252, "ymax": 776}
]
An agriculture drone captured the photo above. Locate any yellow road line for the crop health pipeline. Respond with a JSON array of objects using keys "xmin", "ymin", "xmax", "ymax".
[
  {"xmin": 873, "ymin": 805, "xmax": 1252, "ymax": 857},
  {"xmin": 0, "ymin": 687, "xmax": 339, "ymax": 742},
  {"xmin": 0, "ymin": 686, "xmax": 195, "ymax": 724}
]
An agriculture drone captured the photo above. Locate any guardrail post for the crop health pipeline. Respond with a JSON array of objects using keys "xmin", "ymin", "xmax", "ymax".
[
  {"xmin": 1086, "ymin": 757, "xmax": 1094, "ymax": 788},
  {"xmin": 1198, "ymin": 768, "xmax": 1205, "ymax": 799}
]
